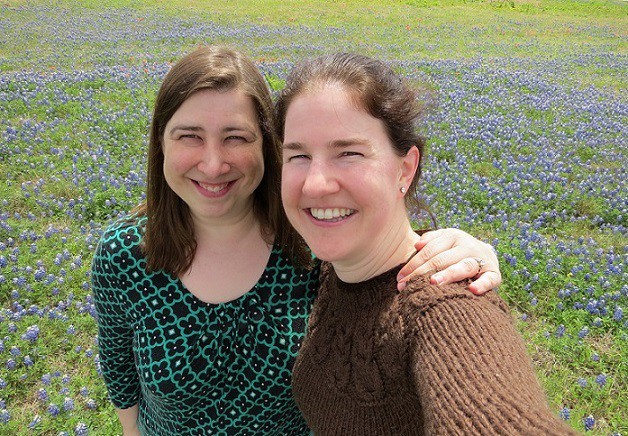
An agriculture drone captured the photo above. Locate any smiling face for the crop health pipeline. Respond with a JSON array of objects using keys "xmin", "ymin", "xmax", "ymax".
[
  {"xmin": 281, "ymin": 85, "xmax": 418, "ymax": 267},
  {"xmin": 162, "ymin": 88, "xmax": 264, "ymax": 226}
]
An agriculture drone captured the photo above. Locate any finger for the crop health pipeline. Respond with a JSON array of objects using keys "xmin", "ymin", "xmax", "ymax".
[
  {"xmin": 399, "ymin": 236, "xmax": 460, "ymax": 279},
  {"xmin": 468, "ymin": 271, "xmax": 502, "ymax": 295},
  {"xmin": 398, "ymin": 246, "xmax": 470, "ymax": 290},
  {"xmin": 400, "ymin": 229, "xmax": 501, "ymax": 287},
  {"xmin": 398, "ymin": 231, "xmax": 457, "ymax": 285},
  {"xmin": 429, "ymin": 258, "xmax": 485, "ymax": 286},
  {"xmin": 423, "ymin": 230, "xmax": 499, "ymax": 265},
  {"xmin": 418, "ymin": 228, "xmax": 464, "ymax": 244}
]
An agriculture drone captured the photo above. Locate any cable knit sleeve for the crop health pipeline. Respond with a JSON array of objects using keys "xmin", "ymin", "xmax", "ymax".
[
  {"xmin": 403, "ymin": 281, "xmax": 580, "ymax": 435},
  {"xmin": 91, "ymin": 219, "xmax": 142, "ymax": 409}
]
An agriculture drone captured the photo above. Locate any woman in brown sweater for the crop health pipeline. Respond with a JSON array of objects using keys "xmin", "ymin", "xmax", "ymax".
[{"xmin": 275, "ymin": 53, "xmax": 580, "ymax": 435}]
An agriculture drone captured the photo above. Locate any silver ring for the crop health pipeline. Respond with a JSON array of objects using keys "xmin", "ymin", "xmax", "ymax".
[{"xmin": 474, "ymin": 257, "xmax": 487, "ymax": 275}]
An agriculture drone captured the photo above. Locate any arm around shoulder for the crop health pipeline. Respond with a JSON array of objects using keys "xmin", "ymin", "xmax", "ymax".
[{"xmin": 403, "ymin": 282, "xmax": 580, "ymax": 435}]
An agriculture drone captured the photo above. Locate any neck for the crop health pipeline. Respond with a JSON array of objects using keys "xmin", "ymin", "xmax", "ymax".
[
  {"xmin": 192, "ymin": 205, "xmax": 267, "ymax": 251},
  {"xmin": 332, "ymin": 213, "xmax": 420, "ymax": 283}
]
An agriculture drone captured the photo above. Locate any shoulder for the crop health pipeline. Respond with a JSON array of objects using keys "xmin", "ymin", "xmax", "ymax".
[
  {"xmin": 398, "ymin": 275, "xmax": 511, "ymax": 320},
  {"xmin": 95, "ymin": 214, "xmax": 145, "ymax": 256}
]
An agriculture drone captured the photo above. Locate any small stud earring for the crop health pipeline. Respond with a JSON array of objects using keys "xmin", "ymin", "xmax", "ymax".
[{"xmin": 400, "ymin": 187, "xmax": 407, "ymax": 194}]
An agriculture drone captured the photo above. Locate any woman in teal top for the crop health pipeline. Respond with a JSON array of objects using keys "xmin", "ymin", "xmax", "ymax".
[
  {"xmin": 93, "ymin": 216, "xmax": 319, "ymax": 434},
  {"xmin": 91, "ymin": 46, "xmax": 502, "ymax": 435}
]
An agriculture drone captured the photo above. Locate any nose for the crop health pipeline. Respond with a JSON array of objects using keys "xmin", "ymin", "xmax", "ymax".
[
  {"xmin": 302, "ymin": 161, "xmax": 339, "ymax": 198},
  {"xmin": 197, "ymin": 145, "xmax": 231, "ymax": 177}
]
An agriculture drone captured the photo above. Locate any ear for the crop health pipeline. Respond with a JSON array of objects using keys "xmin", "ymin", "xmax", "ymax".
[{"xmin": 399, "ymin": 145, "xmax": 420, "ymax": 191}]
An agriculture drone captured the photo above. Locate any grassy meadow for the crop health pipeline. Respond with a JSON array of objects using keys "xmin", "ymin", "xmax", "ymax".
[{"xmin": 0, "ymin": 0, "xmax": 626, "ymax": 434}]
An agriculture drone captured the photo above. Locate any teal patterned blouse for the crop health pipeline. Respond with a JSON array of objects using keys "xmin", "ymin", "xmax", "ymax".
[{"xmin": 91, "ymin": 216, "xmax": 319, "ymax": 435}]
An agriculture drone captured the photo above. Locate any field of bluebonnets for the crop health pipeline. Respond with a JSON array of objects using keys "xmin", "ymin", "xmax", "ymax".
[{"xmin": 0, "ymin": 0, "xmax": 626, "ymax": 434}]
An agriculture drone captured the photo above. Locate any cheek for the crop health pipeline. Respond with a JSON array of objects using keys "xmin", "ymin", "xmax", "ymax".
[
  {"xmin": 281, "ymin": 169, "xmax": 303, "ymax": 220},
  {"xmin": 247, "ymin": 147, "xmax": 265, "ymax": 183},
  {"xmin": 163, "ymin": 145, "xmax": 192, "ymax": 172}
]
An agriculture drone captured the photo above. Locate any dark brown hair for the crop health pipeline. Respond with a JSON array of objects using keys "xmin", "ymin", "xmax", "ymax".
[
  {"xmin": 275, "ymin": 52, "xmax": 428, "ymax": 213},
  {"xmin": 135, "ymin": 46, "xmax": 309, "ymax": 274}
]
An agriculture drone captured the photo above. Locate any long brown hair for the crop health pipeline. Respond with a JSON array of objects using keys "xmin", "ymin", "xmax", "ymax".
[
  {"xmin": 275, "ymin": 52, "xmax": 428, "ymax": 213},
  {"xmin": 135, "ymin": 46, "xmax": 310, "ymax": 274}
]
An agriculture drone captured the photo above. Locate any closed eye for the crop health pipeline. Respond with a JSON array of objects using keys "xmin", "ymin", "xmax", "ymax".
[
  {"xmin": 179, "ymin": 133, "xmax": 201, "ymax": 140},
  {"xmin": 340, "ymin": 151, "xmax": 363, "ymax": 157},
  {"xmin": 287, "ymin": 154, "xmax": 310, "ymax": 161},
  {"xmin": 225, "ymin": 135, "xmax": 255, "ymax": 145}
]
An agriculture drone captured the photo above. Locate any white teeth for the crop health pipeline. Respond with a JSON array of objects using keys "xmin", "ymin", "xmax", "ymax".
[
  {"xmin": 199, "ymin": 182, "xmax": 228, "ymax": 192},
  {"xmin": 310, "ymin": 208, "xmax": 355, "ymax": 220}
]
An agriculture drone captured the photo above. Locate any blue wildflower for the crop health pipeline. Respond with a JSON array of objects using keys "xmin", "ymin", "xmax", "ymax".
[
  {"xmin": 559, "ymin": 406, "xmax": 570, "ymax": 421},
  {"xmin": 583, "ymin": 415, "xmax": 595, "ymax": 431},
  {"xmin": 28, "ymin": 415, "xmax": 41, "ymax": 429},
  {"xmin": 62, "ymin": 397, "xmax": 74, "ymax": 412},
  {"xmin": 577, "ymin": 378, "xmax": 588, "ymax": 388},
  {"xmin": 47, "ymin": 403, "xmax": 61, "ymax": 417},
  {"xmin": 595, "ymin": 374, "xmax": 607, "ymax": 387},
  {"xmin": 592, "ymin": 318, "xmax": 602, "ymax": 327},
  {"xmin": 0, "ymin": 409, "xmax": 9, "ymax": 424},
  {"xmin": 74, "ymin": 422, "xmax": 89, "ymax": 436},
  {"xmin": 36, "ymin": 388, "xmax": 48, "ymax": 402}
]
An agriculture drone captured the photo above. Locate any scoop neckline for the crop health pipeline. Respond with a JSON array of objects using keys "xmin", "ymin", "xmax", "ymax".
[{"xmin": 179, "ymin": 244, "xmax": 278, "ymax": 307}]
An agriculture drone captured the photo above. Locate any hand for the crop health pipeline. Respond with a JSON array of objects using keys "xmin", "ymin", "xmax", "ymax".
[{"xmin": 397, "ymin": 228, "xmax": 501, "ymax": 295}]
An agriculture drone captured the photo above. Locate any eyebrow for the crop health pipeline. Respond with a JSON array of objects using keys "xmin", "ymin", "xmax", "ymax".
[
  {"xmin": 282, "ymin": 138, "xmax": 371, "ymax": 150},
  {"xmin": 168, "ymin": 125, "xmax": 257, "ymax": 138},
  {"xmin": 168, "ymin": 125, "xmax": 203, "ymax": 136}
]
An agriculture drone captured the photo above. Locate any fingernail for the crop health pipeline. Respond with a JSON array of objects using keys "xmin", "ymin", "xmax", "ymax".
[
  {"xmin": 397, "ymin": 282, "xmax": 406, "ymax": 291},
  {"xmin": 432, "ymin": 274, "xmax": 444, "ymax": 285},
  {"xmin": 397, "ymin": 273, "xmax": 405, "ymax": 281}
]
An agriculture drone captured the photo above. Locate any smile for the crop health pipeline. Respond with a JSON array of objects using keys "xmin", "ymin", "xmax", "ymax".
[
  {"xmin": 309, "ymin": 208, "xmax": 356, "ymax": 222},
  {"xmin": 195, "ymin": 180, "xmax": 233, "ymax": 197},
  {"xmin": 198, "ymin": 181, "xmax": 229, "ymax": 192}
]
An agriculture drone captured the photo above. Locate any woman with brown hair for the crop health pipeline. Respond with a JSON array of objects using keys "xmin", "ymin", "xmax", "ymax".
[{"xmin": 278, "ymin": 53, "xmax": 578, "ymax": 435}]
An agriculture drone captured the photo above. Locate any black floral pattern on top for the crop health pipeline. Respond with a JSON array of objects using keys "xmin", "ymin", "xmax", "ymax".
[{"xmin": 92, "ymin": 216, "xmax": 319, "ymax": 435}]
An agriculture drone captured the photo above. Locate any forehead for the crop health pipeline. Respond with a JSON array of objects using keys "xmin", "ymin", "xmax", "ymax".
[
  {"xmin": 169, "ymin": 88, "xmax": 259, "ymax": 126},
  {"xmin": 283, "ymin": 85, "xmax": 387, "ymax": 143}
]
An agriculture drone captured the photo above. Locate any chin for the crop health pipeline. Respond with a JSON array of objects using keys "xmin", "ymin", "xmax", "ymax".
[{"xmin": 308, "ymin": 245, "xmax": 347, "ymax": 263}]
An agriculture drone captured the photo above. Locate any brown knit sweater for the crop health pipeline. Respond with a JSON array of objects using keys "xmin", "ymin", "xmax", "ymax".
[{"xmin": 292, "ymin": 263, "xmax": 580, "ymax": 435}]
